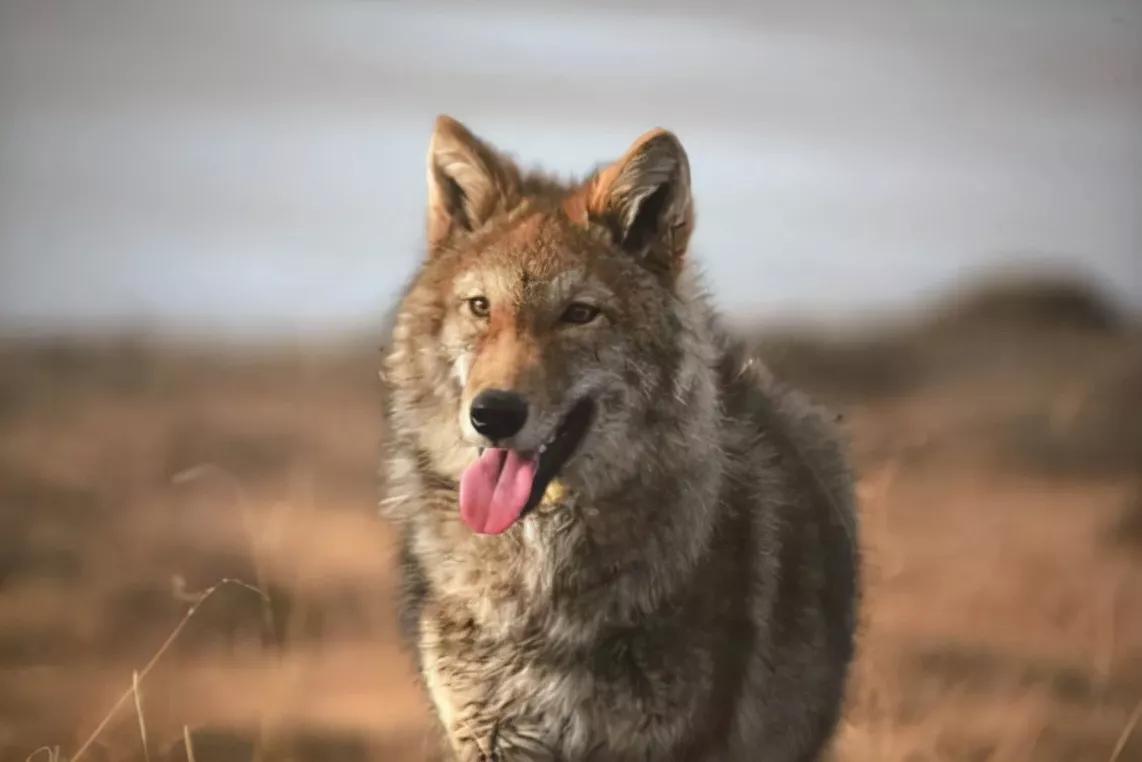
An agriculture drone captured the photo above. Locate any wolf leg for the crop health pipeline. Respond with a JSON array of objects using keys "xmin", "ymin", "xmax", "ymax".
[{"xmin": 448, "ymin": 717, "xmax": 556, "ymax": 762}]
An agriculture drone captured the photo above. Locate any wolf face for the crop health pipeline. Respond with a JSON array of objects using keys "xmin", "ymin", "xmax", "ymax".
[{"xmin": 385, "ymin": 117, "xmax": 711, "ymax": 535}]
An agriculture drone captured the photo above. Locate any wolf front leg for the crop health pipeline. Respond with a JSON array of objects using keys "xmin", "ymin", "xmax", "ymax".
[
  {"xmin": 421, "ymin": 655, "xmax": 552, "ymax": 759},
  {"xmin": 446, "ymin": 717, "xmax": 556, "ymax": 761},
  {"xmin": 447, "ymin": 725, "xmax": 494, "ymax": 762}
]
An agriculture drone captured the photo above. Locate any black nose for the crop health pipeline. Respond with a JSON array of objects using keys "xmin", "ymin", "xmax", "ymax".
[{"xmin": 470, "ymin": 389, "xmax": 528, "ymax": 441}]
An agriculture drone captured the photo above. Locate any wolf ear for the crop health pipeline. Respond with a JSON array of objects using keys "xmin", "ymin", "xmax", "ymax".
[
  {"xmin": 426, "ymin": 116, "xmax": 521, "ymax": 248},
  {"xmin": 585, "ymin": 129, "xmax": 693, "ymax": 271}
]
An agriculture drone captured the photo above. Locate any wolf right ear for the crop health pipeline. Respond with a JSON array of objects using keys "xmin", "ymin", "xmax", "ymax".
[
  {"xmin": 584, "ymin": 129, "xmax": 694, "ymax": 273},
  {"xmin": 426, "ymin": 116, "xmax": 521, "ymax": 248}
]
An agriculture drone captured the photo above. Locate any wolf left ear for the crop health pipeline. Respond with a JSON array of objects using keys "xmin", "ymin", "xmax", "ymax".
[
  {"xmin": 585, "ymin": 129, "xmax": 693, "ymax": 272},
  {"xmin": 426, "ymin": 116, "xmax": 521, "ymax": 248}
]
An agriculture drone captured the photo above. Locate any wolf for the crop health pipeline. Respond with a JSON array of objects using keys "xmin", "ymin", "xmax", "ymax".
[{"xmin": 379, "ymin": 116, "xmax": 859, "ymax": 761}]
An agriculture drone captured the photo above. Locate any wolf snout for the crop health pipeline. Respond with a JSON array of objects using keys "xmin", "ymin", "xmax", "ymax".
[{"xmin": 470, "ymin": 389, "xmax": 529, "ymax": 441}]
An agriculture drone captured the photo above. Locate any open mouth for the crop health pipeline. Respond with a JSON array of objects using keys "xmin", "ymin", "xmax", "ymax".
[{"xmin": 458, "ymin": 397, "xmax": 595, "ymax": 535}]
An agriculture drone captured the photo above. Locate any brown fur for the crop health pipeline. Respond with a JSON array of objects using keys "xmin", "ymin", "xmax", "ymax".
[{"xmin": 380, "ymin": 116, "xmax": 858, "ymax": 761}]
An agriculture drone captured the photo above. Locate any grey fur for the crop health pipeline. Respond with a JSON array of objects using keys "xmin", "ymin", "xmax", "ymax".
[{"xmin": 379, "ymin": 119, "xmax": 858, "ymax": 762}]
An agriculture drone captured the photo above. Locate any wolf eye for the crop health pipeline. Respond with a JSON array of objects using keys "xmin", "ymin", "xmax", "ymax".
[
  {"xmin": 467, "ymin": 296, "xmax": 490, "ymax": 318},
  {"xmin": 560, "ymin": 302, "xmax": 600, "ymax": 325}
]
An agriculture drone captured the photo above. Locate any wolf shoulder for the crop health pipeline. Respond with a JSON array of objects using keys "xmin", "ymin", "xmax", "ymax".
[{"xmin": 718, "ymin": 339, "xmax": 858, "ymax": 543}]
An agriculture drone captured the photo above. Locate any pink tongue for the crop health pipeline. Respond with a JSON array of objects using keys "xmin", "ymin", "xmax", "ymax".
[{"xmin": 459, "ymin": 448, "xmax": 539, "ymax": 534}]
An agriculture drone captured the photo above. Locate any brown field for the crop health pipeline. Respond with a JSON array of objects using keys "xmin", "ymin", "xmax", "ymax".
[{"xmin": 1, "ymin": 280, "xmax": 1140, "ymax": 761}]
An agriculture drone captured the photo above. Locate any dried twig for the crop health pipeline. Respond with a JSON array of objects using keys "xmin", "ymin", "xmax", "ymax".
[
  {"xmin": 183, "ymin": 726, "xmax": 197, "ymax": 762},
  {"xmin": 132, "ymin": 670, "xmax": 150, "ymax": 762},
  {"xmin": 69, "ymin": 578, "xmax": 267, "ymax": 762},
  {"xmin": 1109, "ymin": 699, "xmax": 1142, "ymax": 762}
]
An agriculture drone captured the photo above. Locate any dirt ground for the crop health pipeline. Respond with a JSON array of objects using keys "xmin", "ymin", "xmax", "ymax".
[{"xmin": 1, "ymin": 280, "xmax": 1140, "ymax": 761}]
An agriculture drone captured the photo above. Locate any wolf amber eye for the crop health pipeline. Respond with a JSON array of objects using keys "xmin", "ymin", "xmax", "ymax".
[
  {"xmin": 467, "ymin": 296, "xmax": 490, "ymax": 318},
  {"xmin": 561, "ymin": 302, "xmax": 600, "ymax": 325}
]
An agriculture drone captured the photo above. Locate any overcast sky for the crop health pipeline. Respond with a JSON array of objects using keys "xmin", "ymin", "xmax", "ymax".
[{"xmin": 1, "ymin": 1, "xmax": 1139, "ymax": 336}]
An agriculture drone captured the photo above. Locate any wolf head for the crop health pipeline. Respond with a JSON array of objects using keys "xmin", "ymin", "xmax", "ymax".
[{"xmin": 384, "ymin": 117, "xmax": 719, "ymax": 537}]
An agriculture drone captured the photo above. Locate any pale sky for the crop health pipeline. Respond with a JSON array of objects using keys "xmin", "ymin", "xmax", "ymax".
[{"xmin": 1, "ymin": 1, "xmax": 1139, "ymax": 336}]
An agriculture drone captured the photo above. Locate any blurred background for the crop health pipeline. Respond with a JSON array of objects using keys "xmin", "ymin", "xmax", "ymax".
[{"xmin": 1, "ymin": 1, "xmax": 1139, "ymax": 760}]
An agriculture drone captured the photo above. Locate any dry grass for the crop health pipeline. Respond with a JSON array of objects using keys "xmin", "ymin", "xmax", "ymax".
[{"xmin": 0, "ymin": 284, "xmax": 1139, "ymax": 760}]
